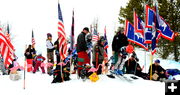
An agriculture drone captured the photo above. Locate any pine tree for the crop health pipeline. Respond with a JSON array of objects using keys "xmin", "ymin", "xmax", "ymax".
[
  {"xmin": 157, "ymin": 0, "xmax": 180, "ymax": 61},
  {"xmin": 118, "ymin": 0, "xmax": 180, "ymax": 61}
]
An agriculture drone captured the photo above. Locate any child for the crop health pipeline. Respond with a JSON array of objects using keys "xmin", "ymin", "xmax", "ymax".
[{"xmin": 33, "ymin": 53, "xmax": 46, "ymax": 74}]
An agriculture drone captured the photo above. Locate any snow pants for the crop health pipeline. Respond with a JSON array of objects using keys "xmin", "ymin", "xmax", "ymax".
[
  {"xmin": 77, "ymin": 51, "xmax": 90, "ymax": 75},
  {"xmin": 33, "ymin": 62, "xmax": 45, "ymax": 73},
  {"xmin": 26, "ymin": 59, "xmax": 33, "ymax": 72},
  {"xmin": 47, "ymin": 51, "xmax": 54, "ymax": 75}
]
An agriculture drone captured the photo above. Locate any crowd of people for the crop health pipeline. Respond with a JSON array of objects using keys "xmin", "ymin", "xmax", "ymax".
[{"xmin": 0, "ymin": 27, "xmax": 179, "ymax": 83}]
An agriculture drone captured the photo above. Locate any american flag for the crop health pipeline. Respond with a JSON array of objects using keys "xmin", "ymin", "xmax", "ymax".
[
  {"xmin": 57, "ymin": 3, "xmax": 67, "ymax": 61},
  {"xmin": 104, "ymin": 26, "xmax": 108, "ymax": 57},
  {"xmin": 0, "ymin": 32, "xmax": 14, "ymax": 67},
  {"xmin": 92, "ymin": 27, "xmax": 99, "ymax": 42},
  {"xmin": 70, "ymin": 10, "xmax": 74, "ymax": 51},
  {"xmin": 32, "ymin": 30, "xmax": 35, "ymax": 46}
]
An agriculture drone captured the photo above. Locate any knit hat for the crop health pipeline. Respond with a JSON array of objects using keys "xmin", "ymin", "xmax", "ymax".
[
  {"xmin": 155, "ymin": 59, "xmax": 160, "ymax": 63},
  {"xmin": 83, "ymin": 27, "xmax": 89, "ymax": 32},
  {"xmin": 99, "ymin": 36, "xmax": 105, "ymax": 42},
  {"xmin": 47, "ymin": 33, "xmax": 52, "ymax": 37}
]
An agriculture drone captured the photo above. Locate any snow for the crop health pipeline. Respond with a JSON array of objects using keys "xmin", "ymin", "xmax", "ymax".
[
  {"xmin": 1, "ymin": 49, "xmax": 179, "ymax": 95},
  {"xmin": 0, "ymin": 72, "xmax": 165, "ymax": 95}
]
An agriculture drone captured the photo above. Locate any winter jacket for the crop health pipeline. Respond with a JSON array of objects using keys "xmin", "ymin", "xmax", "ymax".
[
  {"xmin": 46, "ymin": 40, "xmax": 54, "ymax": 52},
  {"xmin": 54, "ymin": 39, "xmax": 60, "ymax": 63},
  {"xmin": 24, "ymin": 48, "xmax": 36, "ymax": 59},
  {"xmin": 124, "ymin": 59, "xmax": 141, "ymax": 74},
  {"xmin": 112, "ymin": 33, "xmax": 128, "ymax": 52},
  {"xmin": 148, "ymin": 64, "xmax": 166, "ymax": 75},
  {"xmin": 35, "ymin": 55, "xmax": 46, "ymax": 63},
  {"xmin": 92, "ymin": 42, "xmax": 104, "ymax": 63},
  {"xmin": 76, "ymin": 32, "xmax": 88, "ymax": 53},
  {"xmin": 166, "ymin": 69, "xmax": 180, "ymax": 76}
]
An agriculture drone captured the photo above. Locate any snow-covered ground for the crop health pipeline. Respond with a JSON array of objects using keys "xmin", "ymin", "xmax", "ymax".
[
  {"xmin": 0, "ymin": 72, "xmax": 165, "ymax": 95},
  {"xmin": 0, "ymin": 49, "xmax": 179, "ymax": 95}
]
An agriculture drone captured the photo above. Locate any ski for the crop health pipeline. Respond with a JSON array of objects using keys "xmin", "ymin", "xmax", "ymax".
[{"xmin": 107, "ymin": 70, "xmax": 137, "ymax": 82}]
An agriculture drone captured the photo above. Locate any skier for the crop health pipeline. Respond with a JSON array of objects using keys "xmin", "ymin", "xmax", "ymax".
[
  {"xmin": 33, "ymin": 53, "xmax": 46, "ymax": 74},
  {"xmin": 76, "ymin": 27, "xmax": 91, "ymax": 78},
  {"xmin": 148, "ymin": 59, "xmax": 167, "ymax": 81},
  {"xmin": 46, "ymin": 33, "xmax": 55, "ymax": 75},
  {"xmin": 24, "ymin": 44, "xmax": 36, "ymax": 72},
  {"xmin": 92, "ymin": 36, "xmax": 105, "ymax": 75},
  {"xmin": 110, "ymin": 30, "xmax": 128, "ymax": 70}
]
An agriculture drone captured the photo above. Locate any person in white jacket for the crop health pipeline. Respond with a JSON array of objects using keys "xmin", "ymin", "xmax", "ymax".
[{"xmin": 46, "ymin": 33, "xmax": 55, "ymax": 75}]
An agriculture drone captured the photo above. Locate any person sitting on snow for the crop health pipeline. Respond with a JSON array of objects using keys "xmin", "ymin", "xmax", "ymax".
[
  {"xmin": 123, "ymin": 52, "xmax": 149, "ymax": 79},
  {"xmin": 33, "ymin": 53, "xmax": 46, "ymax": 74},
  {"xmin": 148, "ymin": 59, "xmax": 167, "ymax": 81},
  {"xmin": 124, "ymin": 53, "xmax": 141, "ymax": 75}
]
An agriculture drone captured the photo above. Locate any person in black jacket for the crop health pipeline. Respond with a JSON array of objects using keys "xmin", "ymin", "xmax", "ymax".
[
  {"xmin": 76, "ymin": 27, "xmax": 90, "ymax": 78},
  {"xmin": 124, "ymin": 55, "xmax": 141, "ymax": 74},
  {"xmin": 110, "ymin": 30, "xmax": 128, "ymax": 70},
  {"xmin": 148, "ymin": 59, "xmax": 167, "ymax": 81},
  {"xmin": 24, "ymin": 45, "xmax": 36, "ymax": 72},
  {"xmin": 76, "ymin": 27, "xmax": 89, "ymax": 53},
  {"xmin": 124, "ymin": 53, "xmax": 149, "ymax": 79},
  {"xmin": 52, "ymin": 39, "xmax": 71, "ymax": 83}
]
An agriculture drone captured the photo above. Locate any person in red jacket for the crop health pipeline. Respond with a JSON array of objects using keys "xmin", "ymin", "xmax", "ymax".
[{"xmin": 33, "ymin": 53, "xmax": 46, "ymax": 74}]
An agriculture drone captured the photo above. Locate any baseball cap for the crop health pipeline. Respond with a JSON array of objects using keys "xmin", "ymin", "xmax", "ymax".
[{"xmin": 155, "ymin": 59, "xmax": 160, "ymax": 63}]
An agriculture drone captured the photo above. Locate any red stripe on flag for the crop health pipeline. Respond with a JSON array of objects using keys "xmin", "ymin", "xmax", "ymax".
[{"xmin": 0, "ymin": 32, "xmax": 14, "ymax": 66}]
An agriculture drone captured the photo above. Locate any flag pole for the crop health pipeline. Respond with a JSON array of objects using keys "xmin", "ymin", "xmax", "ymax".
[
  {"xmin": 133, "ymin": 8, "xmax": 137, "ymax": 75},
  {"xmin": 150, "ymin": 52, "xmax": 153, "ymax": 80},
  {"xmin": 150, "ymin": 0, "xmax": 156, "ymax": 80},
  {"xmin": 70, "ymin": 9, "xmax": 74, "ymax": 73},
  {"xmin": 143, "ymin": 1, "xmax": 147, "ymax": 73},
  {"xmin": 23, "ymin": 45, "xmax": 27, "ymax": 89}
]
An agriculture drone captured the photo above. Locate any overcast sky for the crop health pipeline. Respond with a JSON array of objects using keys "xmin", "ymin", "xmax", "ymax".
[{"xmin": 0, "ymin": 0, "xmax": 128, "ymax": 57}]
